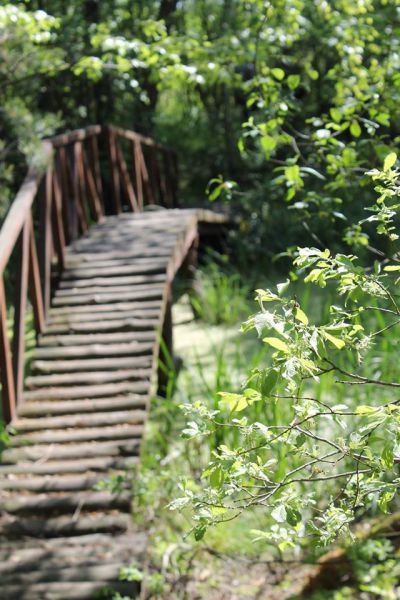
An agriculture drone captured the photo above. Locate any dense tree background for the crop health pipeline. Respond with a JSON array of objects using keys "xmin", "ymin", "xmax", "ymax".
[{"xmin": 2, "ymin": 0, "xmax": 400, "ymax": 265}]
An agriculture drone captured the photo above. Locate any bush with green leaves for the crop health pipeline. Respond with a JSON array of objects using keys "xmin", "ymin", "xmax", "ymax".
[{"xmin": 172, "ymin": 154, "xmax": 400, "ymax": 550}]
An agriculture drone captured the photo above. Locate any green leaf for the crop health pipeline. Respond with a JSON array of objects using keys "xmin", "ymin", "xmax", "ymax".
[
  {"xmin": 383, "ymin": 152, "xmax": 397, "ymax": 172},
  {"xmin": 194, "ymin": 526, "xmax": 206, "ymax": 541},
  {"xmin": 210, "ymin": 467, "xmax": 225, "ymax": 488},
  {"xmin": 355, "ymin": 405, "xmax": 379, "ymax": 415},
  {"xmin": 277, "ymin": 279, "xmax": 290, "ymax": 296},
  {"xmin": 295, "ymin": 307, "xmax": 309, "ymax": 325},
  {"xmin": 378, "ymin": 491, "xmax": 395, "ymax": 514},
  {"xmin": 219, "ymin": 392, "xmax": 248, "ymax": 413},
  {"xmin": 381, "ymin": 445, "xmax": 394, "ymax": 469},
  {"xmin": 287, "ymin": 74, "xmax": 300, "ymax": 90},
  {"xmin": 263, "ymin": 337, "xmax": 290, "ymax": 353},
  {"xmin": 286, "ymin": 507, "xmax": 301, "ymax": 526},
  {"xmin": 384, "ymin": 265, "xmax": 400, "ymax": 271},
  {"xmin": 321, "ymin": 331, "xmax": 345, "ymax": 349},
  {"xmin": 330, "ymin": 108, "xmax": 341, "ymax": 122},
  {"xmin": 271, "ymin": 504, "xmax": 287, "ymax": 523},
  {"xmin": 261, "ymin": 368, "xmax": 279, "ymax": 396},
  {"xmin": 260, "ymin": 135, "xmax": 277, "ymax": 156},
  {"xmin": 350, "ymin": 120, "xmax": 362, "ymax": 138},
  {"xmin": 272, "ymin": 68, "xmax": 285, "ymax": 81}
]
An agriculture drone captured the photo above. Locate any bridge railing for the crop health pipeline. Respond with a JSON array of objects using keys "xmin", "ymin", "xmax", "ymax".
[{"xmin": 0, "ymin": 125, "xmax": 178, "ymax": 422}]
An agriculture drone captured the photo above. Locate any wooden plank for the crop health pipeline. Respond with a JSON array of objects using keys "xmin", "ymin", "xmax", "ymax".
[
  {"xmin": 25, "ymin": 368, "xmax": 152, "ymax": 388},
  {"xmin": 43, "ymin": 317, "xmax": 159, "ymax": 334},
  {"xmin": 0, "ymin": 559, "xmax": 129, "ymax": 581},
  {"xmin": 32, "ymin": 341, "xmax": 154, "ymax": 359},
  {"xmin": 54, "ymin": 282, "xmax": 164, "ymax": 298},
  {"xmin": 62, "ymin": 264, "xmax": 165, "ymax": 280},
  {"xmin": 0, "ymin": 530, "xmax": 145, "ymax": 550},
  {"xmin": 10, "ymin": 423, "xmax": 144, "ymax": 446},
  {"xmin": 1, "ymin": 440, "xmax": 141, "ymax": 463},
  {"xmin": 0, "ymin": 278, "xmax": 16, "ymax": 422},
  {"xmin": 51, "ymin": 169, "xmax": 66, "ymax": 272},
  {"xmin": 82, "ymin": 147, "xmax": 103, "ymax": 221},
  {"xmin": 58, "ymin": 273, "xmax": 164, "ymax": 288},
  {"xmin": 38, "ymin": 331, "xmax": 156, "ymax": 346},
  {"xmin": 22, "ymin": 380, "xmax": 149, "ymax": 401},
  {"xmin": 115, "ymin": 142, "xmax": 139, "ymax": 212},
  {"xmin": 56, "ymin": 146, "xmax": 75, "ymax": 242},
  {"xmin": 0, "ymin": 513, "xmax": 131, "ymax": 538},
  {"xmin": 73, "ymin": 141, "xmax": 89, "ymax": 233},
  {"xmin": 51, "ymin": 289, "xmax": 163, "ymax": 307},
  {"xmin": 0, "ymin": 143, "xmax": 52, "ymax": 276},
  {"xmin": 107, "ymin": 127, "xmax": 122, "ymax": 213},
  {"xmin": 0, "ymin": 456, "xmax": 139, "ymax": 476},
  {"xmin": 0, "ymin": 579, "xmax": 138, "ymax": 599},
  {"xmin": 28, "ymin": 217, "xmax": 45, "ymax": 336},
  {"xmin": 48, "ymin": 125, "xmax": 102, "ymax": 148},
  {"xmin": 47, "ymin": 308, "xmax": 159, "ymax": 326},
  {"xmin": 48, "ymin": 299, "xmax": 161, "ymax": 315},
  {"xmin": 138, "ymin": 142, "xmax": 154, "ymax": 204},
  {"xmin": 12, "ymin": 219, "xmax": 30, "ymax": 405},
  {"xmin": 0, "ymin": 473, "xmax": 108, "ymax": 491},
  {"xmin": 38, "ymin": 168, "xmax": 53, "ymax": 316},
  {"xmin": 133, "ymin": 139, "xmax": 144, "ymax": 210},
  {"xmin": 88, "ymin": 133, "xmax": 103, "ymax": 200},
  {"xmin": 14, "ymin": 409, "xmax": 147, "ymax": 431},
  {"xmin": 18, "ymin": 396, "xmax": 147, "ymax": 417},
  {"xmin": 32, "ymin": 355, "xmax": 152, "ymax": 373}
]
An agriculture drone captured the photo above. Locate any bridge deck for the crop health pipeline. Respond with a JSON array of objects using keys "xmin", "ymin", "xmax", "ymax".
[{"xmin": 0, "ymin": 208, "xmax": 225, "ymax": 599}]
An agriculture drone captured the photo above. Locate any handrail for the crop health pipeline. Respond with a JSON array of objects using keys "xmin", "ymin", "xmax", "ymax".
[
  {"xmin": 0, "ymin": 124, "xmax": 179, "ymax": 422},
  {"xmin": 0, "ymin": 142, "xmax": 52, "ymax": 276}
]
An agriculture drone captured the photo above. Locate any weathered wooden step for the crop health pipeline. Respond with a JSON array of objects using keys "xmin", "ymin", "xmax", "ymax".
[
  {"xmin": 54, "ymin": 282, "xmax": 164, "ymax": 298},
  {"xmin": 44, "ymin": 317, "xmax": 159, "ymax": 334},
  {"xmin": 0, "ymin": 581, "xmax": 139, "ymax": 600},
  {"xmin": 68, "ymin": 237, "xmax": 175, "ymax": 250},
  {"xmin": 14, "ymin": 409, "xmax": 147, "ymax": 431},
  {"xmin": 25, "ymin": 369, "xmax": 152, "ymax": 389},
  {"xmin": 48, "ymin": 299, "xmax": 161, "ymax": 317},
  {"xmin": 1, "ymin": 562, "xmax": 131, "ymax": 584},
  {"xmin": 0, "ymin": 472, "xmax": 109, "ymax": 491},
  {"xmin": 0, "ymin": 490, "xmax": 131, "ymax": 515},
  {"xmin": 2, "ymin": 440, "xmax": 140, "ymax": 463},
  {"xmin": 52, "ymin": 287, "xmax": 163, "ymax": 307},
  {"xmin": 48, "ymin": 308, "xmax": 160, "ymax": 325},
  {"xmin": 11, "ymin": 423, "xmax": 144, "ymax": 445},
  {"xmin": 32, "ymin": 356, "xmax": 152, "ymax": 374},
  {"xmin": 0, "ymin": 512, "xmax": 132, "ymax": 539},
  {"xmin": 39, "ymin": 330, "xmax": 156, "ymax": 347},
  {"xmin": 58, "ymin": 273, "xmax": 165, "ymax": 289},
  {"xmin": 64, "ymin": 255, "xmax": 169, "ymax": 271},
  {"xmin": 18, "ymin": 396, "xmax": 148, "ymax": 417},
  {"xmin": 32, "ymin": 342, "xmax": 154, "ymax": 360},
  {"xmin": 23, "ymin": 381, "xmax": 150, "ymax": 401},
  {"xmin": 62, "ymin": 261, "xmax": 166, "ymax": 280},
  {"xmin": 0, "ymin": 456, "xmax": 138, "ymax": 476},
  {"xmin": 0, "ymin": 529, "xmax": 145, "ymax": 558}
]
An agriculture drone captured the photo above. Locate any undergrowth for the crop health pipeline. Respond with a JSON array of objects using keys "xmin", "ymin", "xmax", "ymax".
[{"xmin": 133, "ymin": 266, "xmax": 400, "ymax": 599}]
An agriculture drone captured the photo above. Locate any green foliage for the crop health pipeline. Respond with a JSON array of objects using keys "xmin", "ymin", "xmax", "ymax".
[
  {"xmin": 190, "ymin": 256, "xmax": 251, "ymax": 325},
  {"xmin": 174, "ymin": 158, "xmax": 400, "ymax": 554}
]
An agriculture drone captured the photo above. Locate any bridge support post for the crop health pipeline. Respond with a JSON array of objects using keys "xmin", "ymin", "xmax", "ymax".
[{"xmin": 0, "ymin": 279, "xmax": 16, "ymax": 422}]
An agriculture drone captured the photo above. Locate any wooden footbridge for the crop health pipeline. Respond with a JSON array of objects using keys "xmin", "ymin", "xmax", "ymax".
[{"xmin": 0, "ymin": 125, "xmax": 225, "ymax": 599}]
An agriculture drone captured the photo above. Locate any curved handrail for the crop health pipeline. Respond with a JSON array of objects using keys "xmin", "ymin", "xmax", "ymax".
[
  {"xmin": 0, "ymin": 142, "xmax": 52, "ymax": 276},
  {"xmin": 0, "ymin": 124, "xmax": 179, "ymax": 422}
]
